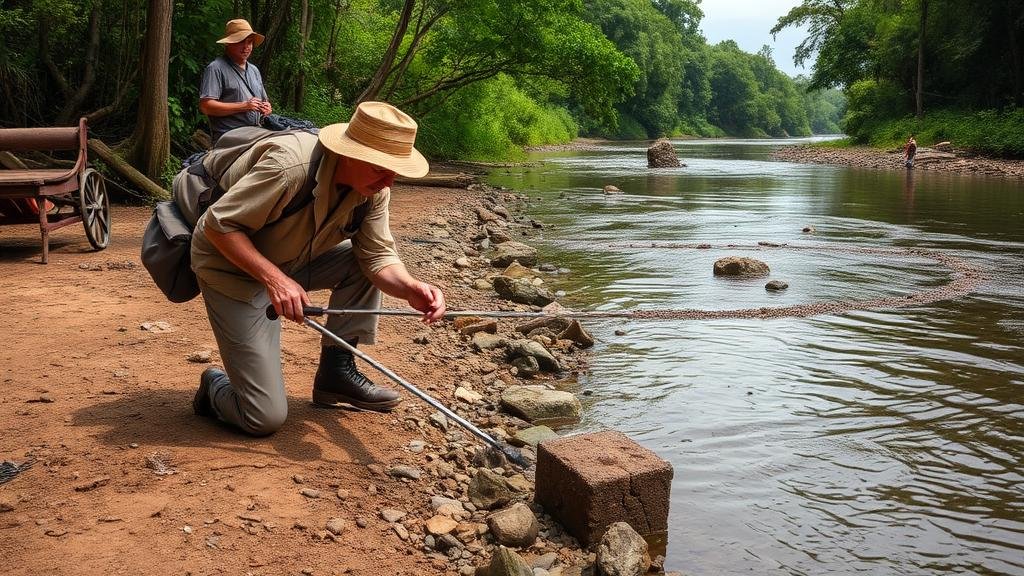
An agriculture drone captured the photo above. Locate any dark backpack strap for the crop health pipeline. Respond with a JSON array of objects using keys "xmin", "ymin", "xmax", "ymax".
[{"xmin": 278, "ymin": 142, "xmax": 325, "ymax": 220}]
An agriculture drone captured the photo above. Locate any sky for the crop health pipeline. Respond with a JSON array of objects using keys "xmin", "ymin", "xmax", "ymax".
[{"xmin": 698, "ymin": 0, "xmax": 811, "ymax": 78}]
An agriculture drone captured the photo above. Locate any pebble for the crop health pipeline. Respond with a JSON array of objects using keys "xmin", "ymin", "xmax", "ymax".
[
  {"xmin": 300, "ymin": 488, "xmax": 321, "ymax": 499},
  {"xmin": 393, "ymin": 523, "xmax": 410, "ymax": 540},
  {"xmin": 183, "ymin": 525, "xmax": 193, "ymax": 534},
  {"xmin": 186, "ymin": 350, "xmax": 212, "ymax": 363},
  {"xmin": 325, "ymin": 518, "xmax": 347, "ymax": 536},
  {"xmin": 356, "ymin": 517, "xmax": 368, "ymax": 528},
  {"xmin": 388, "ymin": 465, "xmax": 423, "ymax": 480},
  {"xmin": 335, "ymin": 488, "xmax": 349, "ymax": 500},
  {"xmin": 381, "ymin": 509, "xmax": 407, "ymax": 523},
  {"xmin": 408, "ymin": 440, "xmax": 426, "ymax": 453},
  {"xmin": 293, "ymin": 474, "xmax": 305, "ymax": 484}
]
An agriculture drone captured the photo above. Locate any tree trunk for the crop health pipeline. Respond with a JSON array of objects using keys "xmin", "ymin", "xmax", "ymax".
[
  {"xmin": 357, "ymin": 0, "xmax": 415, "ymax": 103},
  {"xmin": 916, "ymin": 0, "xmax": 928, "ymax": 118},
  {"xmin": 56, "ymin": 4, "xmax": 102, "ymax": 126},
  {"xmin": 124, "ymin": 0, "xmax": 173, "ymax": 181},
  {"xmin": 295, "ymin": 0, "xmax": 312, "ymax": 110}
]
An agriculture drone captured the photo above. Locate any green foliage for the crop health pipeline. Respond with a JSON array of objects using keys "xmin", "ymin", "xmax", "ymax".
[
  {"xmin": 416, "ymin": 75, "xmax": 577, "ymax": 161},
  {"xmin": 842, "ymin": 79, "xmax": 911, "ymax": 140},
  {"xmin": 856, "ymin": 109, "xmax": 1024, "ymax": 157}
]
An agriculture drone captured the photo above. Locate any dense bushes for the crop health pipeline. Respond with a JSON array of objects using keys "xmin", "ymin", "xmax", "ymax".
[{"xmin": 848, "ymin": 108, "xmax": 1024, "ymax": 157}]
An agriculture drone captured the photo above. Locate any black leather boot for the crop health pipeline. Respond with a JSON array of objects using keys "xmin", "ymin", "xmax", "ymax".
[
  {"xmin": 313, "ymin": 344, "xmax": 400, "ymax": 412},
  {"xmin": 194, "ymin": 367, "xmax": 228, "ymax": 419}
]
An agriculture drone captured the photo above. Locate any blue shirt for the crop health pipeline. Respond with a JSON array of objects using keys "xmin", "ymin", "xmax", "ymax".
[{"xmin": 199, "ymin": 56, "xmax": 269, "ymax": 143}]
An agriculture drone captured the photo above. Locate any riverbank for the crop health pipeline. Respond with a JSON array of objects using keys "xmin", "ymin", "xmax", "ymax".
[
  {"xmin": 0, "ymin": 183, "xmax": 655, "ymax": 575},
  {"xmin": 772, "ymin": 143, "xmax": 1024, "ymax": 178}
]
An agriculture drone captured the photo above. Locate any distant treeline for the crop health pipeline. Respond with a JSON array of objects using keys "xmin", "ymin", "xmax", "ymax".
[
  {"xmin": 774, "ymin": 0, "xmax": 1024, "ymax": 156},
  {"xmin": 0, "ymin": 0, "xmax": 844, "ymax": 178}
]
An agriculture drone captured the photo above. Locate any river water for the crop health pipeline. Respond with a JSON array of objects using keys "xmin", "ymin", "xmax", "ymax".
[{"xmin": 486, "ymin": 138, "xmax": 1024, "ymax": 575}]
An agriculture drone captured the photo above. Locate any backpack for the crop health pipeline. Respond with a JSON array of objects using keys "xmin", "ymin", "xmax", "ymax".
[{"xmin": 141, "ymin": 128, "xmax": 323, "ymax": 303}]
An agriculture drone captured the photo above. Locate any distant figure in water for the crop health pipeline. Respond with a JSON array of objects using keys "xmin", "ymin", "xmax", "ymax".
[{"xmin": 904, "ymin": 135, "xmax": 917, "ymax": 169}]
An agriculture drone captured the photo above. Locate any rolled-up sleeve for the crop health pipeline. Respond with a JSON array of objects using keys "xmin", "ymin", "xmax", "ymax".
[
  {"xmin": 202, "ymin": 150, "xmax": 301, "ymax": 235},
  {"xmin": 352, "ymin": 188, "xmax": 401, "ymax": 275}
]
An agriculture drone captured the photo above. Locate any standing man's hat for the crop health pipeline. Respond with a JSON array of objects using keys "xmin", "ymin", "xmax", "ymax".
[
  {"xmin": 319, "ymin": 102, "xmax": 429, "ymax": 178},
  {"xmin": 217, "ymin": 19, "xmax": 265, "ymax": 46}
]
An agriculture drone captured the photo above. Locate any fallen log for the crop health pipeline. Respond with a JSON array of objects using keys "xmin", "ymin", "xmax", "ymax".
[
  {"xmin": 87, "ymin": 138, "xmax": 169, "ymax": 200},
  {"xmin": 395, "ymin": 172, "xmax": 478, "ymax": 189}
]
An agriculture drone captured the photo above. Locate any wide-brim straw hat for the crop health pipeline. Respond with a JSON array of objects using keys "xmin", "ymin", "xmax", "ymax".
[
  {"xmin": 319, "ymin": 101, "xmax": 429, "ymax": 178},
  {"xmin": 216, "ymin": 19, "xmax": 265, "ymax": 46}
]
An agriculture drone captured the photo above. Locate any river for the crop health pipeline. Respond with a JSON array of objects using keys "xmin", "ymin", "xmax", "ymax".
[{"xmin": 486, "ymin": 138, "xmax": 1024, "ymax": 575}]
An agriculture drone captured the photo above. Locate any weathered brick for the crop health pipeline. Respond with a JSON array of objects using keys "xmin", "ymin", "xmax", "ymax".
[{"xmin": 534, "ymin": 431, "xmax": 672, "ymax": 546}]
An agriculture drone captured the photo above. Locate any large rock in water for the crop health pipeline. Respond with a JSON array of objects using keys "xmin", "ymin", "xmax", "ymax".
[
  {"xmin": 647, "ymin": 138, "xmax": 681, "ymax": 168},
  {"xmin": 713, "ymin": 256, "xmax": 770, "ymax": 277}
]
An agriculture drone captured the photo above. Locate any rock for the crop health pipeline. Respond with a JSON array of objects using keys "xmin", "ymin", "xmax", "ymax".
[
  {"xmin": 491, "ymin": 241, "xmax": 538, "ymax": 268},
  {"xmin": 557, "ymin": 320, "xmax": 594, "ymax": 348},
  {"xmin": 516, "ymin": 316, "xmax": 571, "ymax": 335},
  {"xmin": 430, "ymin": 495, "xmax": 466, "ymax": 516},
  {"xmin": 356, "ymin": 517, "xmax": 368, "ymax": 528},
  {"xmin": 408, "ymin": 440, "xmax": 426, "ymax": 453},
  {"xmin": 595, "ymin": 522, "xmax": 651, "ymax": 576},
  {"xmin": 506, "ymin": 340, "xmax": 560, "ymax": 372},
  {"xmin": 647, "ymin": 138, "xmax": 681, "ymax": 168},
  {"xmin": 474, "ymin": 279, "xmax": 494, "ymax": 291},
  {"xmin": 460, "ymin": 319, "xmax": 498, "ymax": 336},
  {"xmin": 393, "ymin": 523, "xmax": 410, "ymax": 540},
  {"xmin": 413, "ymin": 332, "xmax": 431, "ymax": 344},
  {"xmin": 511, "ymin": 425, "xmax": 558, "ymax": 447},
  {"xmin": 802, "ymin": 225, "xmax": 815, "ymax": 233},
  {"xmin": 455, "ymin": 257, "xmax": 473, "ymax": 268},
  {"xmin": 139, "ymin": 321, "xmax": 173, "ymax": 332},
  {"xmin": 493, "ymin": 276, "xmax": 555, "ymax": 307},
  {"xmin": 765, "ymin": 280, "xmax": 789, "ymax": 291},
  {"xmin": 468, "ymin": 469, "xmax": 513, "ymax": 510},
  {"xmin": 300, "ymin": 488, "xmax": 321, "ymax": 499},
  {"xmin": 388, "ymin": 465, "xmax": 423, "ymax": 480},
  {"xmin": 484, "ymin": 546, "xmax": 535, "ymax": 576},
  {"xmin": 487, "ymin": 503, "xmax": 540, "ymax": 548},
  {"xmin": 430, "ymin": 411, "xmax": 450, "ymax": 431},
  {"xmin": 478, "ymin": 206, "xmax": 501, "ymax": 222},
  {"xmin": 510, "ymin": 356, "xmax": 541, "ymax": 377},
  {"xmin": 502, "ymin": 261, "xmax": 535, "ymax": 279},
  {"xmin": 472, "ymin": 332, "xmax": 507, "ymax": 351},
  {"xmin": 455, "ymin": 386, "xmax": 484, "ymax": 404},
  {"xmin": 325, "ymin": 518, "xmax": 347, "ymax": 536},
  {"xmin": 532, "ymin": 552, "xmax": 559, "ymax": 570},
  {"xmin": 186, "ymin": 350, "xmax": 212, "ymax": 363},
  {"xmin": 74, "ymin": 476, "xmax": 111, "ymax": 492},
  {"xmin": 501, "ymin": 386, "xmax": 580, "ymax": 422},
  {"xmin": 603, "ymin": 185, "xmax": 622, "ymax": 194},
  {"xmin": 425, "ymin": 514, "xmax": 460, "ymax": 535},
  {"xmin": 0, "ymin": 501, "xmax": 14, "ymax": 512},
  {"xmin": 712, "ymin": 256, "xmax": 770, "ymax": 277},
  {"xmin": 381, "ymin": 509, "xmax": 408, "ymax": 523},
  {"xmin": 505, "ymin": 474, "xmax": 533, "ymax": 493}
]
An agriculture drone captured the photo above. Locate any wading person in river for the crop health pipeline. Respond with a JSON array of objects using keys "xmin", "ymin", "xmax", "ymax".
[
  {"xmin": 190, "ymin": 101, "xmax": 446, "ymax": 436},
  {"xmin": 904, "ymin": 135, "xmax": 917, "ymax": 169},
  {"xmin": 199, "ymin": 19, "xmax": 273, "ymax": 144}
]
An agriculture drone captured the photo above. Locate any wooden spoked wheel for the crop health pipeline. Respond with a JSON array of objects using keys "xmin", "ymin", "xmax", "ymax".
[{"xmin": 79, "ymin": 168, "xmax": 110, "ymax": 250}]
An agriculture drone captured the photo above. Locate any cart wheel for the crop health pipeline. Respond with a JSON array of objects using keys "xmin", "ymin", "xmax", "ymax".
[{"xmin": 79, "ymin": 168, "xmax": 110, "ymax": 250}]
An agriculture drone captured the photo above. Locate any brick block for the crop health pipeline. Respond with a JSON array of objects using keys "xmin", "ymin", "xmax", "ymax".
[{"xmin": 534, "ymin": 431, "xmax": 673, "ymax": 546}]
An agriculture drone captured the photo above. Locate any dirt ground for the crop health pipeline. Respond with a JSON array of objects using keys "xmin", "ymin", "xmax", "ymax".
[{"xmin": 0, "ymin": 185, "xmax": 534, "ymax": 575}]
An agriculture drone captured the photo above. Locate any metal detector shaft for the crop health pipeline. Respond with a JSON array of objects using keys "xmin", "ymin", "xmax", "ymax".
[
  {"xmin": 267, "ymin": 305, "xmax": 634, "ymax": 321},
  {"xmin": 302, "ymin": 317, "xmax": 507, "ymax": 454}
]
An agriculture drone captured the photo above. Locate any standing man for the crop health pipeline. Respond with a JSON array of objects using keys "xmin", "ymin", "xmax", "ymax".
[
  {"xmin": 200, "ymin": 19, "xmax": 273, "ymax": 144},
  {"xmin": 904, "ymin": 135, "xmax": 917, "ymax": 169},
  {"xmin": 189, "ymin": 101, "xmax": 445, "ymax": 436}
]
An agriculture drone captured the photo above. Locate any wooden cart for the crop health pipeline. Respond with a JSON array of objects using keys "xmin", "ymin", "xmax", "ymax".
[{"xmin": 0, "ymin": 118, "xmax": 110, "ymax": 263}]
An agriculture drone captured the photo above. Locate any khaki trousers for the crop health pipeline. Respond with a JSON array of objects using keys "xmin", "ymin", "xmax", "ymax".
[{"xmin": 197, "ymin": 240, "xmax": 381, "ymax": 435}]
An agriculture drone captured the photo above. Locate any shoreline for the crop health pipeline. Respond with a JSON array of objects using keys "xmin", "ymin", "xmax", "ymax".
[{"xmin": 771, "ymin": 143, "xmax": 1024, "ymax": 178}]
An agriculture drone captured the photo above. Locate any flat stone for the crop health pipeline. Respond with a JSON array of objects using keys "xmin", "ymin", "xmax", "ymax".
[
  {"xmin": 472, "ymin": 332, "xmax": 507, "ymax": 351},
  {"xmin": 534, "ymin": 431, "xmax": 672, "ymax": 546},
  {"xmin": 713, "ymin": 256, "xmax": 770, "ymax": 277},
  {"xmin": 388, "ymin": 465, "xmax": 423, "ymax": 480},
  {"xmin": 506, "ymin": 340, "xmax": 560, "ymax": 372},
  {"xmin": 454, "ymin": 386, "xmax": 483, "ymax": 404},
  {"xmin": 459, "ymin": 319, "xmax": 498, "ymax": 336},
  {"xmin": 425, "ymin": 514, "xmax": 459, "ymax": 535},
  {"xmin": 511, "ymin": 425, "xmax": 558, "ymax": 447},
  {"xmin": 380, "ymin": 508, "xmax": 407, "ymax": 523},
  {"xmin": 493, "ymin": 276, "xmax": 554, "ymax": 307},
  {"xmin": 500, "ymin": 386, "xmax": 580, "ymax": 423},
  {"xmin": 490, "ymin": 241, "xmax": 538, "ymax": 268},
  {"xmin": 430, "ymin": 495, "xmax": 466, "ymax": 515},
  {"xmin": 501, "ymin": 261, "xmax": 535, "ymax": 279}
]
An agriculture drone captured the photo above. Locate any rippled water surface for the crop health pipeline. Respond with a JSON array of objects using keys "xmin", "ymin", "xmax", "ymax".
[{"xmin": 486, "ymin": 139, "xmax": 1024, "ymax": 575}]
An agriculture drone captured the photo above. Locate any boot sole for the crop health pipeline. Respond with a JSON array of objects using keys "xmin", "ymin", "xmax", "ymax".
[{"xmin": 312, "ymin": 389, "xmax": 400, "ymax": 412}]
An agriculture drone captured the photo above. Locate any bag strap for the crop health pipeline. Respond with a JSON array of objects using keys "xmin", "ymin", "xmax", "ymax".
[
  {"xmin": 277, "ymin": 142, "xmax": 325, "ymax": 221},
  {"xmin": 224, "ymin": 55, "xmax": 260, "ymax": 100}
]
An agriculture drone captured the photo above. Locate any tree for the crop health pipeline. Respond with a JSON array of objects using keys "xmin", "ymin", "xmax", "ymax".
[{"xmin": 123, "ymin": 0, "xmax": 173, "ymax": 181}]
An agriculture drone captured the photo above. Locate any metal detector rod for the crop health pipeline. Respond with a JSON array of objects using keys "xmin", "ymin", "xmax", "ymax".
[
  {"xmin": 302, "ymin": 317, "xmax": 509, "ymax": 455},
  {"xmin": 292, "ymin": 305, "xmax": 634, "ymax": 320}
]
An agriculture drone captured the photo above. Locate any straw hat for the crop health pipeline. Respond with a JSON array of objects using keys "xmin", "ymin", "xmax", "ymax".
[
  {"xmin": 216, "ymin": 19, "xmax": 265, "ymax": 46},
  {"xmin": 319, "ymin": 102, "xmax": 429, "ymax": 178}
]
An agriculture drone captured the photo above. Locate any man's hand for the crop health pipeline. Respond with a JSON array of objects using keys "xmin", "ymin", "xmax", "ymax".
[
  {"xmin": 406, "ymin": 281, "xmax": 446, "ymax": 324},
  {"xmin": 266, "ymin": 273, "xmax": 310, "ymax": 324}
]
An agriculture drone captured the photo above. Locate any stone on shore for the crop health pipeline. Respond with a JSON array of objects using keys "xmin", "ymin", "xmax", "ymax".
[
  {"xmin": 426, "ymin": 514, "xmax": 460, "ymax": 536},
  {"xmin": 516, "ymin": 316, "xmax": 572, "ymax": 335},
  {"xmin": 506, "ymin": 340, "xmax": 560, "ymax": 372},
  {"xmin": 765, "ymin": 279, "xmax": 789, "ymax": 291},
  {"xmin": 603, "ymin": 185, "xmax": 623, "ymax": 194},
  {"xmin": 712, "ymin": 256, "xmax": 770, "ymax": 277},
  {"xmin": 487, "ymin": 503, "xmax": 540, "ymax": 548},
  {"xmin": 510, "ymin": 425, "xmax": 558, "ymax": 447},
  {"xmin": 558, "ymin": 320, "xmax": 594, "ymax": 348},
  {"xmin": 491, "ymin": 241, "xmax": 538, "ymax": 268},
  {"xmin": 472, "ymin": 332, "xmax": 507, "ymax": 351},
  {"xmin": 647, "ymin": 138, "xmax": 681, "ymax": 168},
  {"xmin": 595, "ymin": 522, "xmax": 651, "ymax": 576},
  {"xmin": 501, "ymin": 261, "xmax": 535, "ymax": 279},
  {"xmin": 481, "ymin": 546, "xmax": 534, "ymax": 576},
  {"xmin": 500, "ymin": 386, "xmax": 580, "ymax": 422},
  {"xmin": 534, "ymin": 431, "xmax": 672, "ymax": 546},
  {"xmin": 469, "ymin": 469, "xmax": 513, "ymax": 510},
  {"xmin": 493, "ymin": 276, "xmax": 555, "ymax": 306}
]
